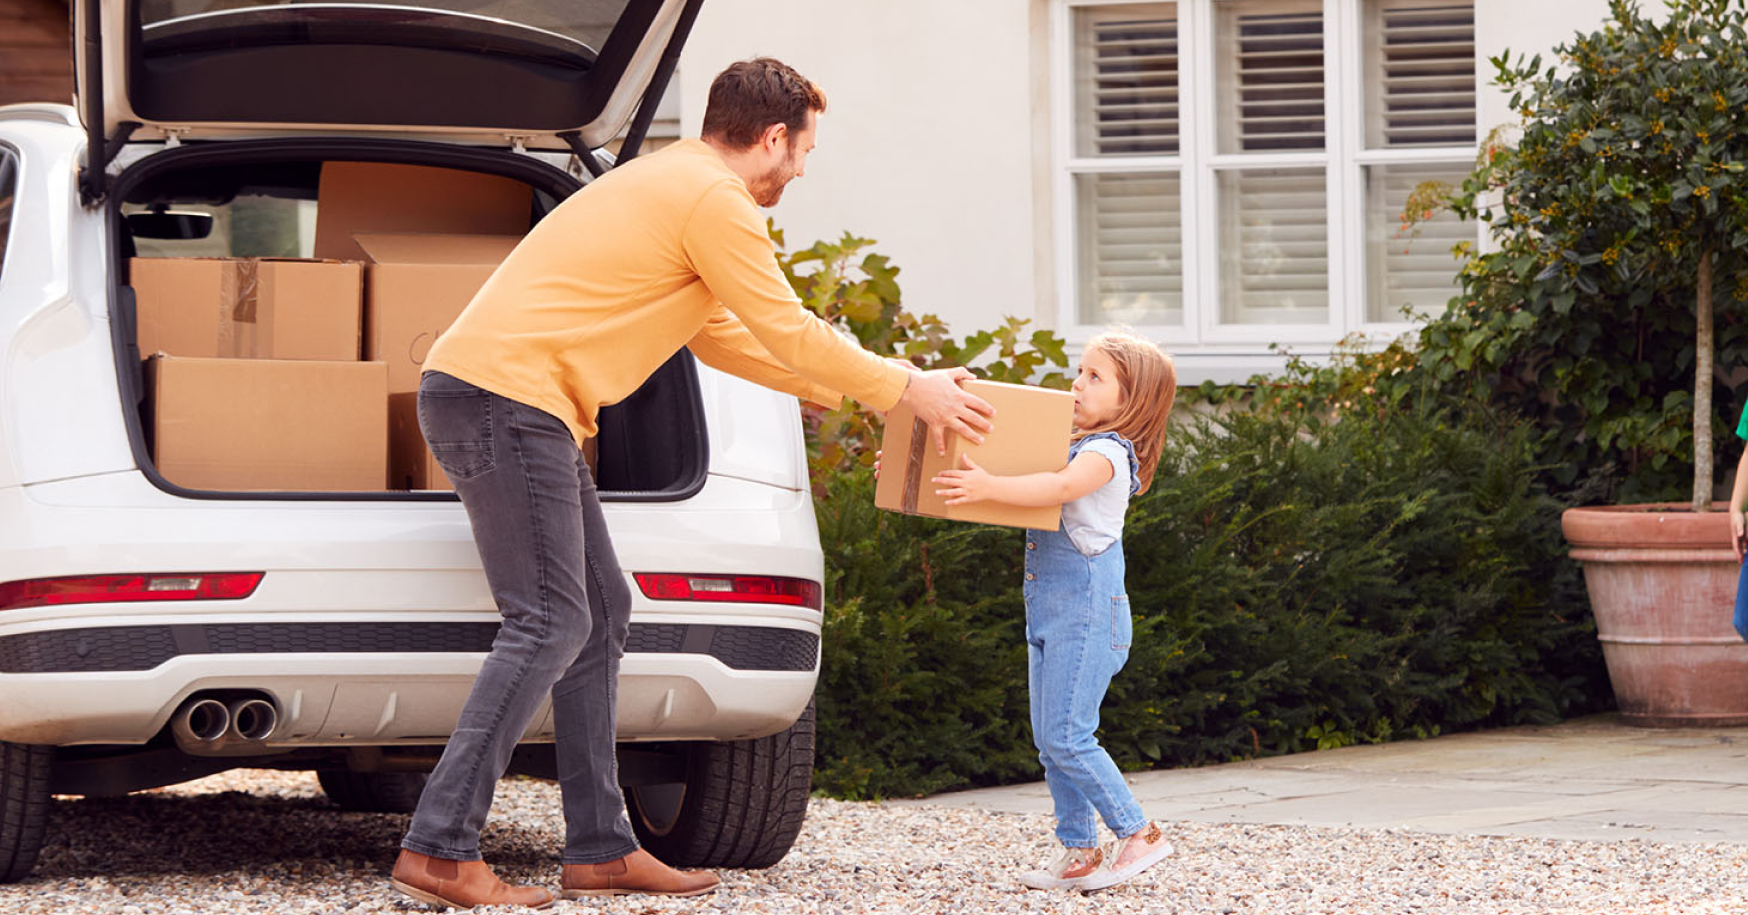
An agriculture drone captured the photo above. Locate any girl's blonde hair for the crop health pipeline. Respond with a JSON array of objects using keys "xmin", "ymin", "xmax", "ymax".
[{"xmin": 1072, "ymin": 330, "xmax": 1176, "ymax": 495}]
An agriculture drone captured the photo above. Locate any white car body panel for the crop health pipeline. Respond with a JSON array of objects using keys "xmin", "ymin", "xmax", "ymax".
[{"xmin": 0, "ymin": 107, "xmax": 826, "ymax": 755}]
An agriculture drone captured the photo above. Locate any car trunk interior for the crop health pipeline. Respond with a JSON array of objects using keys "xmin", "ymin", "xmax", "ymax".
[{"xmin": 109, "ymin": 144, "xmax": 707, "ymax": 501}]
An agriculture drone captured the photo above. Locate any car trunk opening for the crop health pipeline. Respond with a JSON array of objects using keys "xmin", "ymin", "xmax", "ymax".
[
  {"xmin": 74, "ymin": 0, "xmax": 704, "ymax": 202},
  {"xmin": 108, "ymin": 141, "xmax": 707, "ymax": 502}
]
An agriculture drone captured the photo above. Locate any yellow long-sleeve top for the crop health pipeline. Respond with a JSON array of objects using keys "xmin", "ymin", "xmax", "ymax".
[{"xmin": 422, "ymin": 138, "xmax": 911, "ymax": 447}]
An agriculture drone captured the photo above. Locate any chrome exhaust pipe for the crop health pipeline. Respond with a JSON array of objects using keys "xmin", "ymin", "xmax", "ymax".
[
  {"xmin": 228, "ymin": 698, "xmax": 277, "ymax": 742},
  {"xmin": 171, "ymin": 698, "xmax": 231, "ymax": 745}
]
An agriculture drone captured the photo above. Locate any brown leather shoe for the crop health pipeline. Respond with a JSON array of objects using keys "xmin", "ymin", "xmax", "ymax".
[
  {"xmin": 559, "ymin": 848, "xmax": 721, "ymax": 897},
  {"xmin": 390, "ymin": 849, "xmax": 555, "ymax": 909}
]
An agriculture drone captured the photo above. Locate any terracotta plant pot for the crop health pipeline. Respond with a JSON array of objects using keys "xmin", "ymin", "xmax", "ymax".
[{"xmin": 1561, "ymin": 503, "xmax": 1748, "ymax": 726}]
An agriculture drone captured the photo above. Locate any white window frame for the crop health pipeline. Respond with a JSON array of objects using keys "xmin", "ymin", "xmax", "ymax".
[{"xmin": 1050, "ymin": 0, "xmax": 1477, "ymax": 364}]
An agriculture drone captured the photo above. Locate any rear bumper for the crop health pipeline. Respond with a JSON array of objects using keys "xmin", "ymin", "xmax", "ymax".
[
  {"xmin": 0, "ymin": 471, "xmax": 825, "ymax": 748},
  {"xmin": 0, "ymin": 614, "xmax": 818, "ymax": 747}
]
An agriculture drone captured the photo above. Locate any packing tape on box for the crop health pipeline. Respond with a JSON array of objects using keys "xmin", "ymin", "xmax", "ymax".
[
  {"xmin": 217, "ymin": 260, "xmax": 263, "ymax": 357},
  {"xmin": 901, "ymin": 416, "xmax": 928, "ymax": 514},
  {"xmin": 232, "ymin": 259, "xmax": 260, "ymax": 325}
]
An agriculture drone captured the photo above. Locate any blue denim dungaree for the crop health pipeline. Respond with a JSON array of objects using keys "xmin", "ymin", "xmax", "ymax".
[{"xmin": 1023, "ymin": 433, "xmax": 1147, "ymax": 847}]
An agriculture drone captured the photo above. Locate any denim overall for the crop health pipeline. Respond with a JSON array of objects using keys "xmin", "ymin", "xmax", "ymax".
[{"xmin": 1023, "ymin": 433, "xmax": 1147, "ymax": 847}]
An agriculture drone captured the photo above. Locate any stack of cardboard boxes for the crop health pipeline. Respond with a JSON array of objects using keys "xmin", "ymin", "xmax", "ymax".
[{"xmin": 136, "ymin": 162, "xmax": 531, "ymax": 493}]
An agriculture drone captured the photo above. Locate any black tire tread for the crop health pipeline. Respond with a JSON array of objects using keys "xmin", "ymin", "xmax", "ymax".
[
  {"xmin": 633, "ymin": 700, "xmax": 814, "ymax": 869},
  {"xmin": 316, "ymin": 768, "xmax": 428, "ymax": 814},
  {"xmin": 0, "ymin": 741, "xmax": 52, "ymax": 883}
]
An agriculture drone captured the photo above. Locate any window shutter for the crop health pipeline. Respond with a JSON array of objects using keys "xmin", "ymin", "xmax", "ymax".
[
  {"xmin": 1075, "ymin": 5, "xmax": 1180, "ymax": 157},
  {"xmin": 1219, "ymin": 3, "xmax": 1325, "ymax": 153},
  {"xmin": 1367, "ymin": 164, "xmax": 1469, "ymax": 322},
  {"xmin": 1219, "ymin": 168, "xmax": 1328, "ymax": 323},
  {"xmin": 1077, "ymin": 173, "xmax": 1182, "ymax": 325},
  {"xmin": 1368, "ymin": 1, "xmax": 1476, "ymax": 148}
]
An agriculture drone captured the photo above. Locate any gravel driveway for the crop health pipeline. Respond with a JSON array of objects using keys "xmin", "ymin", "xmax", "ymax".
[{"xmin": 3, "ymin": 769, "xmax": 1745, "ymax": 914}]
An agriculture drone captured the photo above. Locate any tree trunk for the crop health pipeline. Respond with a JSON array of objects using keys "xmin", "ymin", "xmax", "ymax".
[{"xmin": 1693, "ymin": 248, "xmax": 1715, "ymax": 512}]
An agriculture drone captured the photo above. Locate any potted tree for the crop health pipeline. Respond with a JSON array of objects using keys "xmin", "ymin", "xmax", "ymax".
[{"xmin": 1479, "ymin": 0, "xmax": 1748, "ymax": 724}]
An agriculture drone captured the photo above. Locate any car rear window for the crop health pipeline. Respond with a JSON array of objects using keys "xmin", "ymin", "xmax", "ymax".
[{"xmin": 0, "ymin": 148, "xmax": 16, "ymax": 285}]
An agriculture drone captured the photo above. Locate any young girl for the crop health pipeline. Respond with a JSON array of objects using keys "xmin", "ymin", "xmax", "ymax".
[{"xmin": 932, "ymin": 330, "xmax": 1177, "ymax": 893}]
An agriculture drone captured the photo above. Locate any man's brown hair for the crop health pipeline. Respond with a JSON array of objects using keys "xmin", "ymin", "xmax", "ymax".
[{"xmin": 701, "ymin": 57, "xmax": 827, "ymax": 149}]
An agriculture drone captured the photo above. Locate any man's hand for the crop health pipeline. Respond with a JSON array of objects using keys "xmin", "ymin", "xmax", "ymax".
[
  {"xmin": 1733, "ymin": 509, "xmax": 1746, "ymax": 562},
  {"xmin": 932, "ymin": 454, "xmax": 995, "ymax": 506},
  {"xmin": 896, "ymin": 367, "xmax": 996, "ymax": 455}
]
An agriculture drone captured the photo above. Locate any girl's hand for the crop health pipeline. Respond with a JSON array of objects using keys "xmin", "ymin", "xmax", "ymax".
[
  {"xmin": 1733, "ymin": 509, "xmax": 1746, "ymax": 562},
  {"xmin": 931, "ymin": 454, "xmax": 994, "ymax": 505},
  {"xmin": 873, "ymin": 450, "xmax": 882, "ymax": 481}
]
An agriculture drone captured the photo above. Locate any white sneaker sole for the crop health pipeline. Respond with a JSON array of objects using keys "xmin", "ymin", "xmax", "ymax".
[
  {"xmin": 1018, "ymin": 869, "xmax": 1091, "ymax": 891},
  {"xmin": 1078, "ymin": 840, "xmax": 1174, "ymax": 892}
]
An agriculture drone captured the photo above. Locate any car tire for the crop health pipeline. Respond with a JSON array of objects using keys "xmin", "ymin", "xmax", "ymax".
[
  {"xmin": 0, "ymin": 740, "xmax": 52, "ymax": 883},
  {"xmin": 316, "ymin": 768, "xmax": 429, "ymax": 814},
  {"xmin": 626, "ymin": 700, "xmax": 814, "ymax": 870}
]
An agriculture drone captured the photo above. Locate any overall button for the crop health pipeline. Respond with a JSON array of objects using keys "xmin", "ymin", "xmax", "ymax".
[
  {"xmin": 1025, "ymin": 573, "xmax": 1035, "ymax": 581},
  {"xmin": 1026, "ymin": 541, "xmax": 1036, "ymax": 550}
]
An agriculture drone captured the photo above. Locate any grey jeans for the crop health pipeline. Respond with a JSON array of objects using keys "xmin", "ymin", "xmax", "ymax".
[{"xmin": 400, "ymin": 371, "xmax": 639, "ymax": 865}]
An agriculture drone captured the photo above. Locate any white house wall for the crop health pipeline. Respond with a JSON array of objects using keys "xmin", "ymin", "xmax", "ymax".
[
  {"xmin": 675, "ymin": 0, "xmax": 1041, "ymax": 336},
  {"xmin": 678, "ymin": 0, "xmax": 1645, "ymax": 380}
]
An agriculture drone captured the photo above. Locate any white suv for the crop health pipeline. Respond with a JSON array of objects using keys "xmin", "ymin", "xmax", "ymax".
[{"xmin": 0, "ymin": 0, "xmax": 822, "ymax": 881}]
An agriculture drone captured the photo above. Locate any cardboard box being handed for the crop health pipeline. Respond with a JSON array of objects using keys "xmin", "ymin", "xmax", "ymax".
[{"xmin": 874, "ymin": 379, "xmax": 1074, "ymax": 531}]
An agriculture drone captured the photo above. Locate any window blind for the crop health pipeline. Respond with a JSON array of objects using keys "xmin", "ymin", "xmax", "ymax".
[
  {"xmin": 1075, "ymin": 4, "xmax": 1180, "ymax": 157},
  {"xmin": 1367, "ymin": 1, "xmax": 1476, "ymax": 148},
  {"xmin": 1219, "ymin": 2, "xmax": 1326, "ymax": 153},
  {"xmin": 1219, "ymin": 168, "xmax": 1328, "ymax": 323},
  {"xmin": 1366, "ymin": 164, "xmax": 1470, "ymax": 322},
  {"xmin": 1077, "ymin": 172, "xmax": 1183, "ymax": 325}
]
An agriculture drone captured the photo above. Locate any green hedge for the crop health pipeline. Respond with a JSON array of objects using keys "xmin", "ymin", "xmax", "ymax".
[{"xmin": 812, "ymin": 394, "xmax": 1607, "ymax": 800}]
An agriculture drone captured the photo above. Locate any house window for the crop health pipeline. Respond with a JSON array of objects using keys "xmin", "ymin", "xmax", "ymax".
[
  {"xmin": 1070, "ymin": 6, "xmax": 1183, "ymax": 327},
  {"xmin": 1055, "ymin": 0, "xmax": 1476, "ymax": 356}
]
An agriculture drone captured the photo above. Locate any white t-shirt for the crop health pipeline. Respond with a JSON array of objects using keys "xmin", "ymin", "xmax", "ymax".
[{"xmin": 1059, "ymin": 433, "xmax": 1140, "ymax": 557}]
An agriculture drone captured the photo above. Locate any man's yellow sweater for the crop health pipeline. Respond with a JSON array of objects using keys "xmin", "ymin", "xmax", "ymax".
[{"xmin": 423, "ymin": 138, "xmax": 911, "ymax": 447}]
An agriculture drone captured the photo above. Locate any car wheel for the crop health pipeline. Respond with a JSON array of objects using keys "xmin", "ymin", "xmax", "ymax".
[
  {"xmin": 0, "ymin": 740, "xmax": 51, "ymax": 883},
  {"xmin": 626, "ymin": 700, "xmax": 814, "ymax": 870},
  {"xmin": 316, "ymin": 768, "xmax": 429, "ymax": 813}
]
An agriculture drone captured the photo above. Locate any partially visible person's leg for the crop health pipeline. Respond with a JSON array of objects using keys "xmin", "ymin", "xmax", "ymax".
[
  {"xmin": 553, "ymin": 450, "xmax": 719, "ymax": 898},
  {"xmin": 1030, "ymin": 616, "xmax": 1145, "ymax": 842},
  {"xmin": 550, "ymin": 451, "xmax": 637, "ymax": 863},
  {"xmin": 1734, "ymin": 558, "xmax": 1748, "ymax": 643},
  {"xmin": 394, "ymin": 374, "xmax": 595, "ymax": 908},
  {"xmin": 1018, "ymin": 640, "xmax": 1104, "ymax": 891},
  {"xmin": 1029, "ymin": 641, "xmax": 1099, "ymax": 850}
]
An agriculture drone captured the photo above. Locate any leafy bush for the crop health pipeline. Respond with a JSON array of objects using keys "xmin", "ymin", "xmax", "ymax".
[
  {"xmin": 1407, "ymin": 0, "xmax": 1748, "ymax": 506},
  {"xmin": 812, "ymin": 353, "xmax": 1607, "ymax": 798}
]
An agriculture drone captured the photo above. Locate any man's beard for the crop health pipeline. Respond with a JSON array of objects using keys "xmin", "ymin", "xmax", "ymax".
[{"xmin": 749, "ymin": 158, "xmax": 797, "ymax": 207}]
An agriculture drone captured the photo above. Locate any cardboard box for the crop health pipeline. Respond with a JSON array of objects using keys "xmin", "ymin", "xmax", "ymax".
[
  {"xmin": 132, "ymin": 257, "xmax": 362, "ymax": 361},
  {"xmin": 388, "ymin": 392, "xmax": 450, "ymax": 491},
  {"xmin": 874, "ymin": 380, "xmax": 1075, "ymax": 530},
  {"xmin": 354, "ymin": 233, "xmax": 523, "ymax": 395},
  {"xmin": 314, "ymin": 162, "xmax": 532, "ymax": 262},
  {"xmin": 148, "ymin": 355, "xmax": 388, "ymax": 492}
]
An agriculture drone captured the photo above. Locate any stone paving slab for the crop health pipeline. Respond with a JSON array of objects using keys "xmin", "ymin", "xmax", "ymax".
[{"xmin": 893, "ymin": 714, "xmax": 1748, "ymax": 844}]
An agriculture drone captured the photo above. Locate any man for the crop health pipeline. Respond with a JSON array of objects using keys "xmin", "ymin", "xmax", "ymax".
[{"xmin": 388, "ymin": 58, "xmax": 995, "ymax": 909}]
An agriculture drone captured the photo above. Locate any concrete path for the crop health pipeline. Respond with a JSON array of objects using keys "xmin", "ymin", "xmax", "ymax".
[{"xmin": 891, "ymin": 715, "xmax": 1748, "ymax": 844}]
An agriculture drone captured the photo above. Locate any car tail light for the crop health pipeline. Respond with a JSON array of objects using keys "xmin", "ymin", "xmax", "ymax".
[
  {"xmin": 634, "ymin": 573, "xmax": 822, "ymax": 611},
  {"xmin": 0, "ymin": 572, "xmax": 264, "ymax": 611}
]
